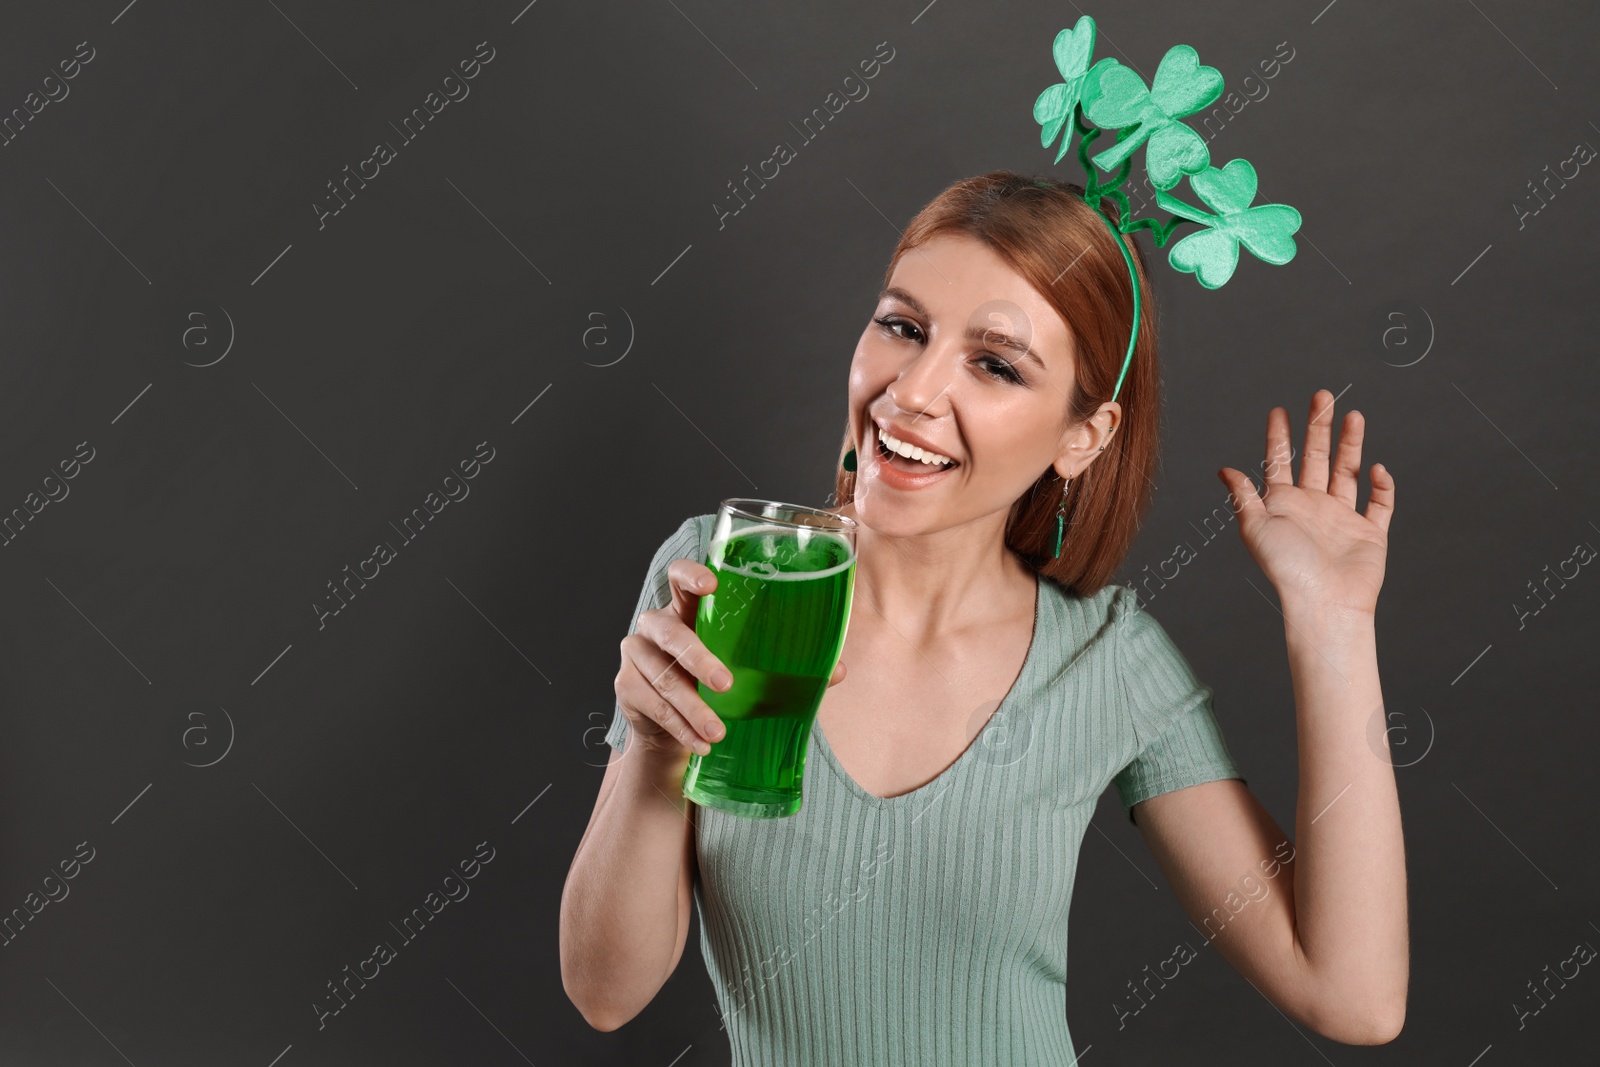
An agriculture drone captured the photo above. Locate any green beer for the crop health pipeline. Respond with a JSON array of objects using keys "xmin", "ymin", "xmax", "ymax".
[{"xmin": 682, "ymin": 516, "xmax": 857, "ymax": 818}]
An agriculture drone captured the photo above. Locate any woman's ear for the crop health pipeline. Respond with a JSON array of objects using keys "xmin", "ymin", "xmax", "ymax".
[
  {"xmin": 1095, "ymin": 401, "xmax": 1122, "ymax": 448},
  {"xmin": 1055, "ymin": 402, "xmax": 1120, "ymax": 478}
]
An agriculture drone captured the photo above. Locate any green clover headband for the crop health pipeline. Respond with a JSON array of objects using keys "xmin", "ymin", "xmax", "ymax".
[{"xmin": 1031, "ymin": 14, "xmax": 1303, "ymax": 401}]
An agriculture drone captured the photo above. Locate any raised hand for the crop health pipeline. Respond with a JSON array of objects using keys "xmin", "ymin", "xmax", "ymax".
[{"xmin": 1216, "ymin": 389, "xmax": 1395, "ymax": 617}]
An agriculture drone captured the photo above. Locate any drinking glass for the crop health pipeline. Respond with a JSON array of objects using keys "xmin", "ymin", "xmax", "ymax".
[{"xmin": 681, "ymin": 499, "xmax": 858, "ymax": 818}]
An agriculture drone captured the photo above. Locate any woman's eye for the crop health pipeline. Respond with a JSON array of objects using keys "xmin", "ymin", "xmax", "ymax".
[
  {"xmin": 875, "ymin": 316, "xmax": 1023, "ymax": 383},
  {"xmin": 977, "ymin": 354, "xmax": 1023, "ymax": 383},
  {"xmin": 873, "ymin": 315, "xmax": 922, "ymax": 343}
]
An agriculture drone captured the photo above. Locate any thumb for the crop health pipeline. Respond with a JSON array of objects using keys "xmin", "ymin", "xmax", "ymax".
[{"xmin": 828, "ymin": 658, "xmax": 847, "ymax": 687}]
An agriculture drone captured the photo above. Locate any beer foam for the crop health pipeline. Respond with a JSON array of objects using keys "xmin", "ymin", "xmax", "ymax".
[{"xmin": 709, "ymin": 523, "xmax": 856, "ymax": 581}]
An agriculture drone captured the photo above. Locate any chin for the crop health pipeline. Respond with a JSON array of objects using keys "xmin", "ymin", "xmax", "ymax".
[{"xmin": 852, "ymin": 482, "xmax": 950, "ymax": 530}]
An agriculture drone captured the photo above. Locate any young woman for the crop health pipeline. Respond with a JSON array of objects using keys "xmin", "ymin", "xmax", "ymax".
[{"xmin": 561, "ymin": 172, "xmax": 1406, "ymax": 1063}]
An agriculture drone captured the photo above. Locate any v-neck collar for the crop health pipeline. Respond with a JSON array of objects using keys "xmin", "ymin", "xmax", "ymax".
[{"xmin": 811, "ymin": 573, "xmax": 1048, "ymax": 807}]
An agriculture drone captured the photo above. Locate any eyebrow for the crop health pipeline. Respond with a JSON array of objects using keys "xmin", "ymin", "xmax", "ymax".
[{"xmin": 877, "ymin": 286, "xmax": 1046, "ymax": 371}]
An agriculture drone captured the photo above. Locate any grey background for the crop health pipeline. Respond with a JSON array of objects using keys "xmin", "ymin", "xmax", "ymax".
[{"xmin": 0, "ymin": 0, "xmax": 1594, "ymax": 1063}]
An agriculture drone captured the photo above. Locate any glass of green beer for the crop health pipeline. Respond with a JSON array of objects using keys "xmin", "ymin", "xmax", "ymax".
[{"xmin": 681, "ymin": 499, "xmax": 858, "ymax": 819}]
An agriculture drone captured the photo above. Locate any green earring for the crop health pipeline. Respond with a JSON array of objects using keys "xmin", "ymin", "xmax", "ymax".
[
  {"xmin": 843, "ymin": 447, "xmax": 857, "ymax": 472},
  {"xmin": 1051, "ymin": 475, "xmax": 1072, "ymax": 558}
]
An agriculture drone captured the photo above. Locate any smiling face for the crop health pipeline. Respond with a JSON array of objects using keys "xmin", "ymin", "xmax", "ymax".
[{"xmin": 844, "ymin": 231, "xmax": 1118, "ymax": 536}]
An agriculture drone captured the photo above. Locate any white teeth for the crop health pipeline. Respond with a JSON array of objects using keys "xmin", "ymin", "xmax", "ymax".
[{"xmin": 877, "ymin": 426, "xmax": 956, "ymax": 468}]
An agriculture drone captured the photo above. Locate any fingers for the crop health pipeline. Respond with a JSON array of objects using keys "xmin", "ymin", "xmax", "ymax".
[
  {"xmin": 636, "ymin": 607, "xmax": 734, "ymax": 697},
  {"xmin": 1300, "ymin": 389, "xmax": 1336, "ymax": 493},
  {"xmin": 1364, "ymin": 462, "xmax": 1396, "ymax": 535},
  {"xmin": 828, "ymin": 659, "xmax": 848, "ymax": 687},
  {"xmin": 667, "ymin": 558, "xmax": 717, "ymax": 626},
  {"xmin": 1329, "ymin": 409, "xmax": 1364, "ymax": 508},
  {"xmin": 1217, "ymin": 466, "xmax": 1267, "ymax": 529},
  {"xmin": 1263, "ymin": 406, "xmax": 1294, "ymax": 490},
  {"xmin": 620, "ymin": 632, "xmax": 726, "ymax": 753}
]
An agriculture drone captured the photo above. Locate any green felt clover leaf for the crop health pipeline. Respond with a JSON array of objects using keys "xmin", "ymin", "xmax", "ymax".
[
  {"xmin": 1084, "ymin": 44, "xmax": 1224, "ymax": 190},
  {"xmin": 1154, "ymin": 159, "xmax": 1302, "ymax": 288},
  {"xmin": 1032, "ymin": 16, "xmax": 1117, "ymax": 164}
]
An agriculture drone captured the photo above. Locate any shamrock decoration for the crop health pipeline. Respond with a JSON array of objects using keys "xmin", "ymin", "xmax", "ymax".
[
  {"xmin": 1155, "ymin": 159, "xmax": 1302, "ymax": 288},
  {"xmin": 1028, "ymin": 13, "xmax": 1301, "ymax": 291},
  {"xmin": 1084, "ymin": 46, "xmax": 1224, "ymax": 190},
  {"xmin": 1032, "ymin": 15, "xmax": 1116, "ymax": 164}
]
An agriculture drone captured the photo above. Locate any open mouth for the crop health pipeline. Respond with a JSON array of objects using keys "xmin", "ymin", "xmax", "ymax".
[{"xmin": 874, "ymin": 425, "xmax": 960, "ymax": 475}]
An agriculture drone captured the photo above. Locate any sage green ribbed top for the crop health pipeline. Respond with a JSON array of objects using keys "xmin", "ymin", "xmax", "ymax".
[{"xmin": 604, "ymin": 513, "xmax": 1245, "ymax": 1066}]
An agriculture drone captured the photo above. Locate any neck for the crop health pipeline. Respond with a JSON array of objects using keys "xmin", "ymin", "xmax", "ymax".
[{"xmin": 834, "ymin": 501, "xmax": 1033, "ymax": 641}]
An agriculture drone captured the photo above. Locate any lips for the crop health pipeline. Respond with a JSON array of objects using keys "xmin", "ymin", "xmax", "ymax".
[
  {"xmin": 869, "ymin": 442, "xmax": 960, "ymax": 488},
  {"xmin": 873, "ymin": 420, "xmax": 960, "ymax": 467},
  {"xmin": 858, "ymin": 420, "xmax": 962, "ymax": 491}
]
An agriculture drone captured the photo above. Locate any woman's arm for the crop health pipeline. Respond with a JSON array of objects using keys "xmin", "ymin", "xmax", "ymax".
[
  {"xmin": 561, "ymin": 530, "xmax": 733, "ymax": 1031},
  {"xmin": 1128, "ymin": 388, "xmax": 1406, "ymax": 1044},
  {"xmin": 561, "ymin": 742, "xmax": 699, "ymax": 1031},
  {"xmin": 1132, "ymin": 608, "xmax": 1406, "ymax": 1044}
]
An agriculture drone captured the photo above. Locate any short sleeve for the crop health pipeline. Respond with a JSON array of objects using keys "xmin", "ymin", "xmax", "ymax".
[
  {"xmin": 602, "ymin": 514, "xmax": 709, "ymax": 755},
  {"xmin": 1110, "ymin": 588, "xmax": 1246, "ymax": 823}
]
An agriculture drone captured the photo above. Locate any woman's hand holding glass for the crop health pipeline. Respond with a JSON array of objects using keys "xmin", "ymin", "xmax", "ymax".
[{"xmin": 615, "ymin": 559, "xmax": 848, "ymax": 759}]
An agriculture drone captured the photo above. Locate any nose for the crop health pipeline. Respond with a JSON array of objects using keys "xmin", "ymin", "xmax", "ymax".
[{"xmin": 885, "ymin": 339, "xmax": 955, "ymax": 420}]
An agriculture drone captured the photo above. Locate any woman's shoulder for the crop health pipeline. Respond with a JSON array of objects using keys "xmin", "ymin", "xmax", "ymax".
[
  {"xmin": 659, "ymin": 512, "xmax": 716, "ymax": 543},
  {"xmin": 636, "ymin": 513, "xmax": 714, "ymax": 573},
  {"xmin": 1037, "ymin": 576, "xmax": 1167, "ymax": 668},
  {"xmin": 687, "ymin": 512, "xmax": 716, "ymax": 549},
  {"xmin": 1040, "ymin": 572, "xmax": 1130, "ymax": 625}
]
